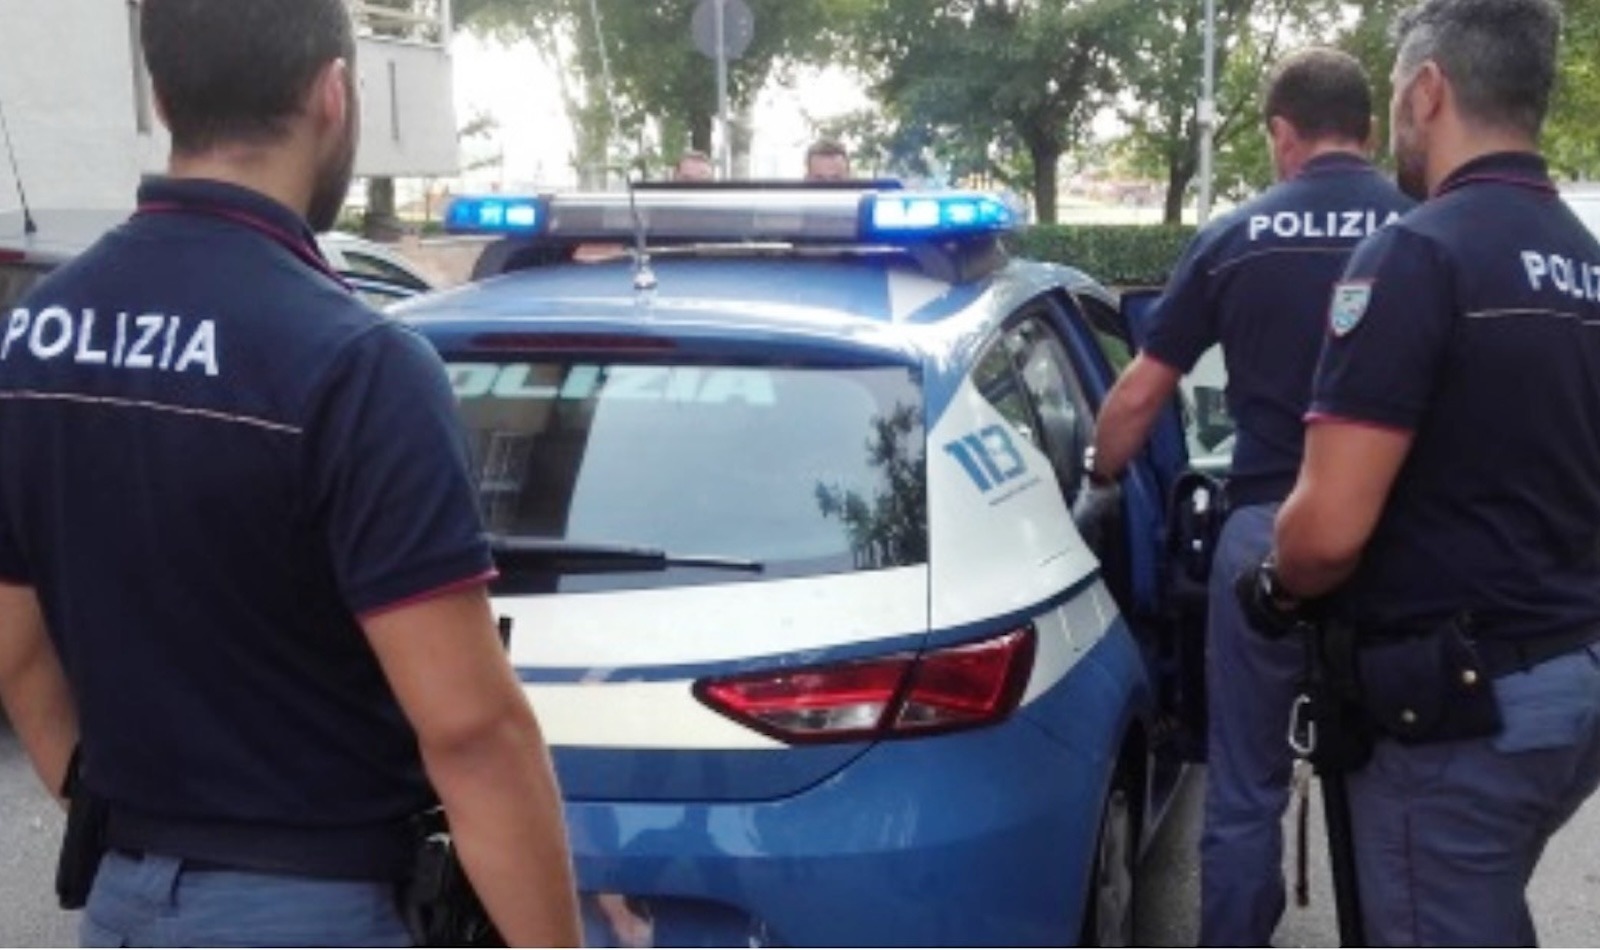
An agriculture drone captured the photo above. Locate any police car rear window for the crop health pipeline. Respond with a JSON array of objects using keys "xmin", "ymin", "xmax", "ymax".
[
  {"xmin": 447, "ymin": 360, "xmax": 927, "ymax": 592},
  {"xmin": 0, "ymin": 262, "xmax": 47, "ymax": 310}
]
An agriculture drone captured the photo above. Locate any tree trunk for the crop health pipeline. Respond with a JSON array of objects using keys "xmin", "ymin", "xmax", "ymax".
[
  {"xmin": 1164, "ymin": 148, "xmax": 1198, "ymax": 225},
  {"xmin": 1028, "ymin": 140, "xmax": 1060, "ymax": 225},
  {"xmin": 690, "ymin": 113, "xmax": 714, "ymax": 155},
  {"xmin": 1163, "ymin": 169, "xmax": 1187, "ymax": 225},
  {"xmin": 362, "ymin": 176, "xmax": 403, "ymax": 241}
]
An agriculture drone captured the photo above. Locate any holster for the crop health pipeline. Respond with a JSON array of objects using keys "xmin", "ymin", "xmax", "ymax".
[
  {"xmin": 402, "ymin": 808, "xmax": 503, "ymax": 948},
  {"xmin": 54, "ymin": 747, "xmax": 109, "ymax": 911},
  {"xmin": 1303, "ymin": 621, "xmax": 1375, "ymax": 774},
  {"xmin": 1355, "ymin": 614, "xmax": 1502, "ymax": 745}
]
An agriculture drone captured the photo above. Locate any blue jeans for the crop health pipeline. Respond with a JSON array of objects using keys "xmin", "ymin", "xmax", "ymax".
[
  {"xmin": 1199, "ymin": 503, "xmax": 1304, "ymax": 946},
  {"xmin": 81, "ymin": 850, "xmax": 412, "ymax": 947},
  {"xmin": 1349, "ymin": 644, "xmax": 1600, "ymax": 946}
]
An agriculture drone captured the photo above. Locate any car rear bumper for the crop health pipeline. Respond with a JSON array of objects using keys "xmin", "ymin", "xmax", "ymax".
[{"xmin": 564, "ymin": 632, "xmax": 1146, "ymax": 947}]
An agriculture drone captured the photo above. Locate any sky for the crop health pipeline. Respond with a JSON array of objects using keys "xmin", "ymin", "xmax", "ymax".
[{"xmin": 448, "ymin": 32, "xmax": 873, "ymax": 189}]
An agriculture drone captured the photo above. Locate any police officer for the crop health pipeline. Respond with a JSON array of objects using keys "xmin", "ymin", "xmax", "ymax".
[
  {"xmin": 1265, "ymin": 0, "xmax": 1600, "ymax": 943},
  {"xmin": 0, "ymin": 0, "xmax": 580, "ymax": 945},
  {"xmin": 1091, "ymin": 48, "xmax": 1411, "ymax": 946}
]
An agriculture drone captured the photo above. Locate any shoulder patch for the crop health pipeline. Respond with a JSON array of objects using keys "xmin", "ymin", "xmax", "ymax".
[{"xmin": 1329, "ymin": 281, "xmax": 1373, "ymax": 337}]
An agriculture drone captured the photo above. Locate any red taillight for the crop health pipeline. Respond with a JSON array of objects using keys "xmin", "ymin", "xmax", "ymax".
[
  {"xmin": 0, "ymin": 249, "xmax": 23, "ymax": 263},
  {"xmin": 694, "ymin": 627, "xmax": 1036, "ymax": 744}
]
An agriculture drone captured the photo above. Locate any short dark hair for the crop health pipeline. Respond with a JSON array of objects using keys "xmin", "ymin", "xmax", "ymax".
[
  {"xmin": 141, "ymin": 0, "xmax": 356, "ymax": 153},
  {"xmin": 1392, "ymin": 0, "xmax": 1561, "ymax": 136},
  {"xmin": 1262, "ymin": 48, "xmax": 1373, "ymax": 144},
  {"xmin": 806, "ymin": 139, "xmax": 849, "ymax": 162}
]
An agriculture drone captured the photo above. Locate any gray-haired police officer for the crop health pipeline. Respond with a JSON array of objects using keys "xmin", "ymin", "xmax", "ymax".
[
  {"xmin": 1092, "ymin": 48, "xmax": 1410, "ymax": 946},
  {"xmin": 1267, "ymin": 0, "xmax": 1600, "ymax": 944},
  {"xmin": 0, "ymin": 0, "xmax": 579, "ymax": 945}
]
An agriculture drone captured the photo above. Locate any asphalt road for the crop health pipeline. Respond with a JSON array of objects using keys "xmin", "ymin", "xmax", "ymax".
[{"xmin": 5, "ymin": 725, "xmax": 1600, "ymax": 947}]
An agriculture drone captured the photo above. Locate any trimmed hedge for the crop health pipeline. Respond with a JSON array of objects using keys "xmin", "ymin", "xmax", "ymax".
[{"xmin": 1007, "ymin": 223, "xmax": 1197, "ymax": 287}]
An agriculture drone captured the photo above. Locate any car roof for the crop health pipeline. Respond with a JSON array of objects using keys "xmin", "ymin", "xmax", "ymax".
[
  {"xmin": 0, "ymin": 209, "xmax": 431, "ymax": 295},
  {"xmin": 0, "ymin": 208, "xmax": 127, "ymax": 264},
  {"xmin": 395, "ymin": 250, "xmax": 1111, "ymax": 374}
]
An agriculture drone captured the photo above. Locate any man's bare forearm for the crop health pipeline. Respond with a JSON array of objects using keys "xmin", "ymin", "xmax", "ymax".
[
  {"xmin": 0, "ymin": 584, "xmax": 77, "ymax": 802},
  {"xmin": 1093, "ymin": 354, "xmax": 1183, "ymax": 479},
  {"xmin": 423, "ymin": 708, "xmax": 581, "ymax": 947}
]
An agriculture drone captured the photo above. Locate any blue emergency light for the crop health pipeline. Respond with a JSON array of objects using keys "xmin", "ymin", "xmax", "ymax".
[
  {"xmin": 441, "ymin": 188, "xmax": 1015, "ymax": 245},
  {"xmin": 861, "ymin": 193, "xmax": 1015, "ymax": 241},
  {"xmin": 444, "ymin": 195, "xmax": 546, "ymax": 234}
]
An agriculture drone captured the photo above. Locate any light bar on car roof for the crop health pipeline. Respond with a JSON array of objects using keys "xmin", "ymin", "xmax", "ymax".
[
  {"xmin": 441, "ymin": 188, "xmax": 1016, "ymax": 245},
  {"xmin": 862, "ymin": 193, "xmax": 1015, "ymax": 240},
  {"xmin": 444, "ymin": 195, "xmax": 544, "ymax": 234}
]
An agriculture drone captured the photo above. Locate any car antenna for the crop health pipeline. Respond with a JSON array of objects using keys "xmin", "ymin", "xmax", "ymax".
[
  {"xmin": 625, "ymin": 175, "xmax": 656, "ymax": 294},
  {"xmin": 0, "ymin": 96, "xmax": 36, "ymax": 235}
]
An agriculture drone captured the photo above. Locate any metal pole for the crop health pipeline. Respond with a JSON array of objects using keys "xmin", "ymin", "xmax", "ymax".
[
  {"xmin": 1198, "ymin": 0, "xmax": 1216, "ymax": 225},
  {"xmin": 714, "ymin": 0, "xmax": 730, "ymax": 178}
]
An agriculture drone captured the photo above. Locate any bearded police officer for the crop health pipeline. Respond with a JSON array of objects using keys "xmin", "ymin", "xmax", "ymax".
[
  {"xmin": 0, "ymin": 0, "xmax": 579, "ymax": 945},
  {"xmin": 1092, "ymin": 48, "xmax": 1410, "ymax": 946},
  {"xmin": 1264, "ymin": 0, "xmax": 1600, "ymax": 943}
]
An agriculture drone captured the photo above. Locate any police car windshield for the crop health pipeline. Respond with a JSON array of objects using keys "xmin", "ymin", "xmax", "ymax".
[{"xmin": 448, "ymin": 359, "xmax": 926, "ymax": 593}]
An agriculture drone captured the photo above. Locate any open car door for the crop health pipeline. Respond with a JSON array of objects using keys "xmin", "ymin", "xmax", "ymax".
[{"xmin": 1118, "ymin": 286, "xmax": 1229, "ymax": 763}]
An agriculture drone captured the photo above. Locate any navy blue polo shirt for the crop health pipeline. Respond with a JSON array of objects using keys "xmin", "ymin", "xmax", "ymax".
[
  {"xmin": 1311, "ymin": 152, "xmax": 1600, "ymax": 639},
  {"xmin": 0, "ymin": 179, "xmax": 494, "ymax": 860},
  {"xmin": 1143, "ymin": 153, "xmax": 1412, "ymax": 506}
]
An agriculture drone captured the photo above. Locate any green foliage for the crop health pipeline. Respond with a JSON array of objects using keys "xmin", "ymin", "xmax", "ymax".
[
  {"xmin": 1007, "ymin": 224, "xmax": 1196, "ymax": 287},
  {"xmin": 1117, "ymin": 0, "xmax": 1350, "ymax": 223},
  {"xmin": 836, "ymin": 0, "xmax": 1142, "ymax": 223},
  {"xmin": 455, "ymin": 0, "xmax": 846, "ymax": 178},
  {"xmin": 815, "ymin": 403, "xmax": 928, "ymax": 568},
  {"xmin": 1547, "ymin": 0, "xmax": 1600, "ymax": 179}
]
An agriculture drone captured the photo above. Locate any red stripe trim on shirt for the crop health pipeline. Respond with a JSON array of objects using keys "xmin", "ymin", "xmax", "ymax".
[
  {"xmin": 1303, "ymin": 411, "xmax": 1414, "ymax": 435},
  {"xmin": 1142, "ymin": 351, "xmax": 1185, "ymax": 374},
  {"xmin": 356, "ymin": 568, "xmax": 500, "ymax": 621}
]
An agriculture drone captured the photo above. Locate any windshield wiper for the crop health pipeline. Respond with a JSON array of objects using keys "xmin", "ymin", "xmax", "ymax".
[{"xmin": 488, "ymin": 536, "xmax": 765, "ymax": 575}]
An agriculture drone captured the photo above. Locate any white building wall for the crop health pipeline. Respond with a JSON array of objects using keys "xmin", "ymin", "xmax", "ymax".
[
  {"xmin": 0, "ymin": 0, "xmax": 153, "ymax": 212},
  {"xmin": 354, "ymin": 36, "xmax": 460, "ymax": 177},
  {"xmin": 0, "ymin": 0, "xmax": 457, "ymax": 216}
]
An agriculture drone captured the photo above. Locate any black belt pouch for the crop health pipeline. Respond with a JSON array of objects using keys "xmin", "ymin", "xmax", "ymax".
[
  {"xmin": 1357, "ymin": 617, "xmax": 1503, "ymax": 745},
  {"xmin": 55, "ymin": 749, "xmax": 109, "ymax": 910}
]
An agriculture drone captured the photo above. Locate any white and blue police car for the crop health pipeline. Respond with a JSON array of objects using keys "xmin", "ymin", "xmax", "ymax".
[{"xmin": 394, "ymin": 184, "xmax": 1219, "ymax": 947}]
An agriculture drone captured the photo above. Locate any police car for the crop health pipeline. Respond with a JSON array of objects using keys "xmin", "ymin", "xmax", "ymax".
[
  {"xmin": 0, "ymin": 209, "xmax": 434, "ymax": 309},
  {"xmin": 398, "ymin": 184, "xmax": 1218, "ymax": 947}
]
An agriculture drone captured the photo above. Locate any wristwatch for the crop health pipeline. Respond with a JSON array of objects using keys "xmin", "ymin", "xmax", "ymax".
[{"xmin": 1258, "ymin": 555, "xmax": 1302, "ymax": 611}]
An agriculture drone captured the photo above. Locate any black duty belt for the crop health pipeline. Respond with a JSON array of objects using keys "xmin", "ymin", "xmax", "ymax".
[
  {"xmin": 1473, "ymin": 625, "xmax": 1600, "ymax": 679},
  {"xmin": 105, "ymin": 806, "xmax": 415, "ymax": 881}
]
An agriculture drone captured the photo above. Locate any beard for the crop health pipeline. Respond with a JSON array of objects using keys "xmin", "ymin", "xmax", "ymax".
[
  {"xmin": 307, "ymin": 123, "xmax": 356, "ymax": 233},
  {"xmin": 1392, "ymin": 102, "xmax": 1429, "ymax": 201}
]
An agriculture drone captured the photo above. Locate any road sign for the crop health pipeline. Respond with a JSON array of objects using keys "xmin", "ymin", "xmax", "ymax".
[{"xmin": 691, "ymin": 0, "xmax": 754, "ymax": 60}]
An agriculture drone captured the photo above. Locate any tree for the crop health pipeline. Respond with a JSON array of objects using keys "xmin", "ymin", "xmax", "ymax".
[
  {"xmin": 840, "ymin": 0, "xmax": 1139, "ymax": 224},
  {"xmin": 1545, "ymin": 0, "xmax": 1600, "ymax": 179},
  {"xmin": 455, "ymin": 0, "xmax": 850, "ymax": 179},
  {"xmin": 1116, "ymin": 0, "xmax": 1347, "ymax": 223}
]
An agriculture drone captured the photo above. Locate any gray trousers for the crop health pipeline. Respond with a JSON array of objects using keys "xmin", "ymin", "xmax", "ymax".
[
  {"xmin": 1349, "ymin": 643, "xmax": 1600, "ymax": 946},
  {"xmin": 1199, "ymin": 503, "xmax": 1304, "ymax": 946},
  {"xmin": 81, "ymin": 850, "xmax": 412, "ymax": 947}
]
